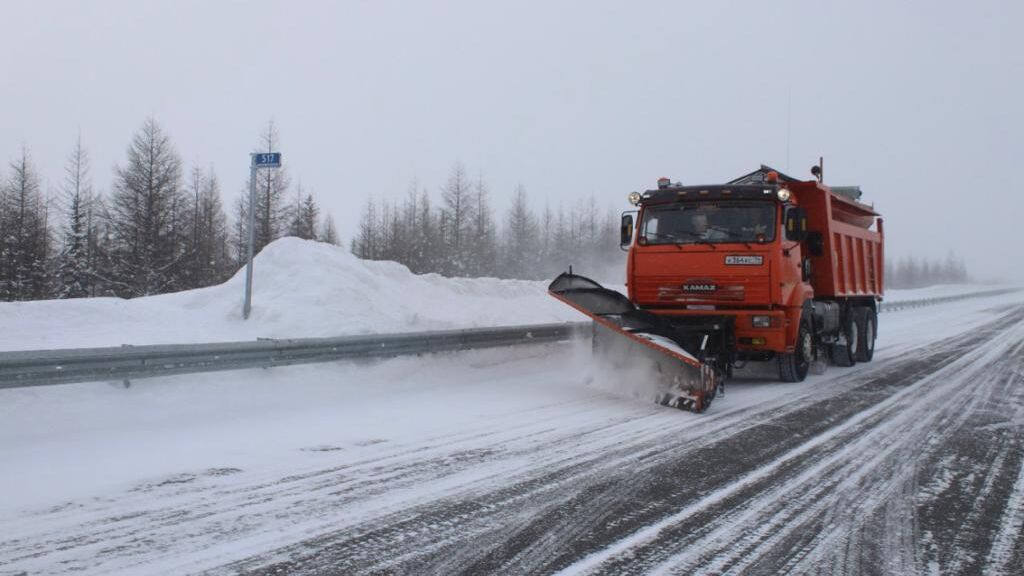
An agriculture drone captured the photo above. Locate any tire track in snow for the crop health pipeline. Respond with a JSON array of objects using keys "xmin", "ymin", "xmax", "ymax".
[
  {"xmin": 0, "ymin": 389, "xmax": 664, "ymax": 574},
  {"xmin": 913, "ymin": 347, "xmax": 1024, "ymax": 575},
  {"xmin": 556, "ymin": 306, "xmax": 1024, "ymax": 576},
  {"xmin": 216, "ymin": 379, "xmax": 808, "ymax": 575},
  {"xmin": 237, "ymin": 306, "xmax": 1024, "ymax": 575},
  {"xmin": 0, "ymin": 345, "xmax": 791, "ymax": 576},
  {"xmin": 3, "ymin": 305, "xmax": 1022, "ymax": 575},
  {"xmin": 662, "ymin": 316, "xmax": 1024, "ymax": 575},
  {"xmin": 976, "ymin": 338, "xmax": 1024, "ymax": 576},
  {"xmin": 222, "ymin": 361, "xmax": 907, "ymax": 574}
]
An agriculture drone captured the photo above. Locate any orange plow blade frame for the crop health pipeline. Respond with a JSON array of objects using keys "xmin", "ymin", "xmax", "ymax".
[{"xmin": 548, "ymin": 272, "xmax": 724, "ymax": 412}]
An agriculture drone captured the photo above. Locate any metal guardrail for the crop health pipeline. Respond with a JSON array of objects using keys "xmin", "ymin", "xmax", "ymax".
[
  {"xmin": 2, "ymin": 287, "xmax": 1020, "ymax": 391},
  {"xmin": 0, "ymin": 323, "xmax": 590, "ymax": 390},
  {"xmin": 878, "ymin": 287, "xmax": 1022, "ymax": 312}
]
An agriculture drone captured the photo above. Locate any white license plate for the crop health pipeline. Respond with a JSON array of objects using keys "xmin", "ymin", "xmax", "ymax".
[{"xmin": 725, "ymin": 255, "xmax": 763, "ymax": 265}]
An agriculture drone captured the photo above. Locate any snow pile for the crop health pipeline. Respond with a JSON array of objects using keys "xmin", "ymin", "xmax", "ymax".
[{"xmin": 0, "ymin": 238, "xmax": 581, "ymax": 351}]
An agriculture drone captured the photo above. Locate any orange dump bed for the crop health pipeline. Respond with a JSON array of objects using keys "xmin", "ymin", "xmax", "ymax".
[{"xmin": 794, "ymin": 182, "xmax": 884, "ymax": 299}]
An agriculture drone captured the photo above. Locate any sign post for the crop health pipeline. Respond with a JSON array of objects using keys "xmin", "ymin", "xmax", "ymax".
[{"xmin": 243, "ymin": 152, "xmax": 282, "ymax": 319}]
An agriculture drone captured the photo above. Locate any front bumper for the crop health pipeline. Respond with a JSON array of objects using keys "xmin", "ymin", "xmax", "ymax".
[{"xmin": 647, "ymin": 308, "xmax": 791, "ymax": 353}]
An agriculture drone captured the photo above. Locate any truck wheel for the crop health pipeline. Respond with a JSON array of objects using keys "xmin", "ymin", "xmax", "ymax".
[
  {"xmin": 779, "ymin": 319, "xmax": 813, "ymax": 382},
  {"xmin": 830, "ymin": 312, "xmax": 858, "ymax": 367},
  {"xmin": 854, "ymin": 307, "xmax": 876, "ymax": 362}
]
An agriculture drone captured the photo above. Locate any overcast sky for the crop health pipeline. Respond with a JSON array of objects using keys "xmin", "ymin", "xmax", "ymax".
[{"xmin": 2, "ymin": 1, "xmax": 1021, "ymax": 281}]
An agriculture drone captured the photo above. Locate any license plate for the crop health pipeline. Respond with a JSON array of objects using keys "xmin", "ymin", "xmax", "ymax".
[{"xmin": 725, "ymin": 255, "xmax": 763, "ymax": 265}]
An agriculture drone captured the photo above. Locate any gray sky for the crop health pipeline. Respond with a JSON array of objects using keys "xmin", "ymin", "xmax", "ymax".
[{"xmin": 2, "ymin": 0, "xmax": 1021, "ymax": 281}]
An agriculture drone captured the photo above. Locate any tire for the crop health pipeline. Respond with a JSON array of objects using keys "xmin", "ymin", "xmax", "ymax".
[
  {"xmin": 854, "ymin": 307, "xmax": 876, "ymax": 362},
  {"xmin": 779, "ymin": 319, "xmax": 813, "ymax": 382},
  {"xmin": 830, "ymin": 310, "xmax": 858, "ymax": 367}
]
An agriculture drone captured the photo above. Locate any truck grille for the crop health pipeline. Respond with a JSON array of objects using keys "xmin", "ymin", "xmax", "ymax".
[{"xmin": 636, "ymin": 275, "xmax": 771, "ymax": 306}]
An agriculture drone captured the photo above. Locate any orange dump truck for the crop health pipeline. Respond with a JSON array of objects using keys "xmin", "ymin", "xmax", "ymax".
[{"xmin": 550, "ymin": 163, "xmax": 884, "ymax": 411}]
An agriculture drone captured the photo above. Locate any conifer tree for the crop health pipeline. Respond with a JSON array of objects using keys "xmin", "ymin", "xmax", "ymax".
[
  {"xmin": 231, "ymin": 194, "xmax": 249, "ymax": 267},
  {"xmin": 183, "ymin": 166, "xmax": 230, "ymax": 287},
  {"xmin": 468, "ymin": 173, "xmax": 497, "ymax": 277},
  {"xmin": 0, "ymin": 147, "xmax": 51, "ymax": 300},
  {"xmin": 440, "ymin": 162, "xmax": 474, "ymax": 275},
  {"xmin": 352, "ymin": 197, "xmax": 379, "ymax": 259},
  {"xmin": 287, "ymin": 185, "xmax": 320, "ymax": 241},
  {"xmin": 107, "ymin": 117, "xmax": 185, "ymax": 297},
  {"xmin": 55, "ymin": 138, "xmax": 95, "ymax": 298},
  {"xmin": 251, "ymin": 120, "xmax": 291, "ymax": 252},
  {"xmin": 320, "ymin": 213, "xmax": 340, "ymax": 245},
  {"xmin": 501, "ymin": 184, "xmax": 539, "ymax": 279}
]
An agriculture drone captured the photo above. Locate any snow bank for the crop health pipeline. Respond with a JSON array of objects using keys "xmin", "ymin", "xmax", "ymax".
[{"xmin": 0, "ymin": 238, "xmax": 580, "ymax": 351}]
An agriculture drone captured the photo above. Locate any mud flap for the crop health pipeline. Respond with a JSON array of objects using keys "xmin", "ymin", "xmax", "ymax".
[
  {"xmin": 549, "ymin": 272, "xmax": 724, "ymax": 412},
  {"xmin": 810, "ymin": 346, "xmax": 829, "ymax": 375}
]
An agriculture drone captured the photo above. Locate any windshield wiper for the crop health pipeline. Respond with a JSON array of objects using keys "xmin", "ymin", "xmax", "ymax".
[
  {"xmin": 706, "ymin": 226, "xmax": 753, "ymax": 249},
  {"xmin": 643, "ymin": 231, "xmax": 707, "ymax": 249},
  {"xmin": 644, "ymin": 231, "xmax": 690, "ymax": 245},
  {"xmin": 670, "ymin": 230, "xmax": 718, "ymax": 250}
]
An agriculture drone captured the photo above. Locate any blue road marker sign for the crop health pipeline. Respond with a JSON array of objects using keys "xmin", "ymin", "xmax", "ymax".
[{"xmin": 253, "ymin": 152, "xmax": 282, "ymax": 167}]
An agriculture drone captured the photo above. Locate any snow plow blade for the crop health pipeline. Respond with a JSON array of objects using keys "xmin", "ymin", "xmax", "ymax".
[{"xmin": 548, "ymin": 272, "xmax": 725, "ymax": 412}]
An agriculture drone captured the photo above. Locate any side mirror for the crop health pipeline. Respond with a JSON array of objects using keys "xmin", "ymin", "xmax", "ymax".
[
  {"xmin": 806, "ymin": 231, "xmax": 824, "ymax": 257},
  {"xmin": 620, "ymin": 213, "xmax": 635, "ymax": 249},
  {"xmin": 784, "ymin": 207, "xmax": 808, "ymax": 242}
]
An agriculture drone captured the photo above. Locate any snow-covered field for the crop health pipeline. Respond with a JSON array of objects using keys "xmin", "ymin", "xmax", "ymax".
[{"xmin": 1, "ymin": 239, "xmax": 1022, "ymax": 575}]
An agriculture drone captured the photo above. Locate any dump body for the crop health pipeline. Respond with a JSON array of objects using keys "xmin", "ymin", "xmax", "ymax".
[{"xmin": 794, "ymin": 180, "xmax": 884, "ymax": 298}]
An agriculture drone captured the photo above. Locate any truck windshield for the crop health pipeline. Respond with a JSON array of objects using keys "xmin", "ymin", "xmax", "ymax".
[{"xmin": 640, "ymin": 202, "xmax": 776, "ymax": 245}]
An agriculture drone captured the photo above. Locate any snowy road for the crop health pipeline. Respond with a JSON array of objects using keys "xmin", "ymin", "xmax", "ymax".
[{"xmin": 2, "ymin": 294, "xmax": 1023, "ymax": 575}]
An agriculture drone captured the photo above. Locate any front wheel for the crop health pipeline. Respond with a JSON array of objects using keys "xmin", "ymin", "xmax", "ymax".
[{"xmin": 779, "ymin": 319, "xmax": 813, "ymax": 382}]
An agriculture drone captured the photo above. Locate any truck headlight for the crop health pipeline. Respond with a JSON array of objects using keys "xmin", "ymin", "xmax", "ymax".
[
  {"xmin": 628, "ymin": 191, "xmax": 641, "ymax": 205},
  {"xmin": 777, "ymin": 188, "xmax": 791, "ymax": 202},
  {"xmin": 752, "ymin": 315, "xmax": 771, "ymax": 328}
]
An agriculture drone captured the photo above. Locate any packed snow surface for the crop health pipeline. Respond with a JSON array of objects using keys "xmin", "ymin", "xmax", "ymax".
[
  {"xmin": 0, "ymin": 238, "xmax": 579, "ymax": 351},
  {"xmin": 2, "ymin": 291, "xmax": 1022, "ymax": 575}
]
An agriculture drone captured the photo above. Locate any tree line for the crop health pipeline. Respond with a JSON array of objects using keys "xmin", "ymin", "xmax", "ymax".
[
  {"xmin": 6, "ymin": 118, "xmax": 971, "ymax": 301},
  {"xmin": 0, "ymin": 118, "xmax": 339, "ymax": 302},
  {"xmin": 353, "ymin": 175, "xmax": 977, "ymax": 290},
  {"xmin": 350, "ymin": 162, "xmax": 625, "ymax": 281},
  {"xmin": 884, "ymin": 253, "xmax": 970, "ymax": 289}
]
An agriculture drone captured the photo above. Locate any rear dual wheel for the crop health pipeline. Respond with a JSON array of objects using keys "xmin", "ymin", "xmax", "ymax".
[
  {"xmin": 831, "ymin": 306, "xmax": 877, "ymax": 366},
  {"xmin": 854, "ymin": 307, "xmax": 876, "ymax": 362}
]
